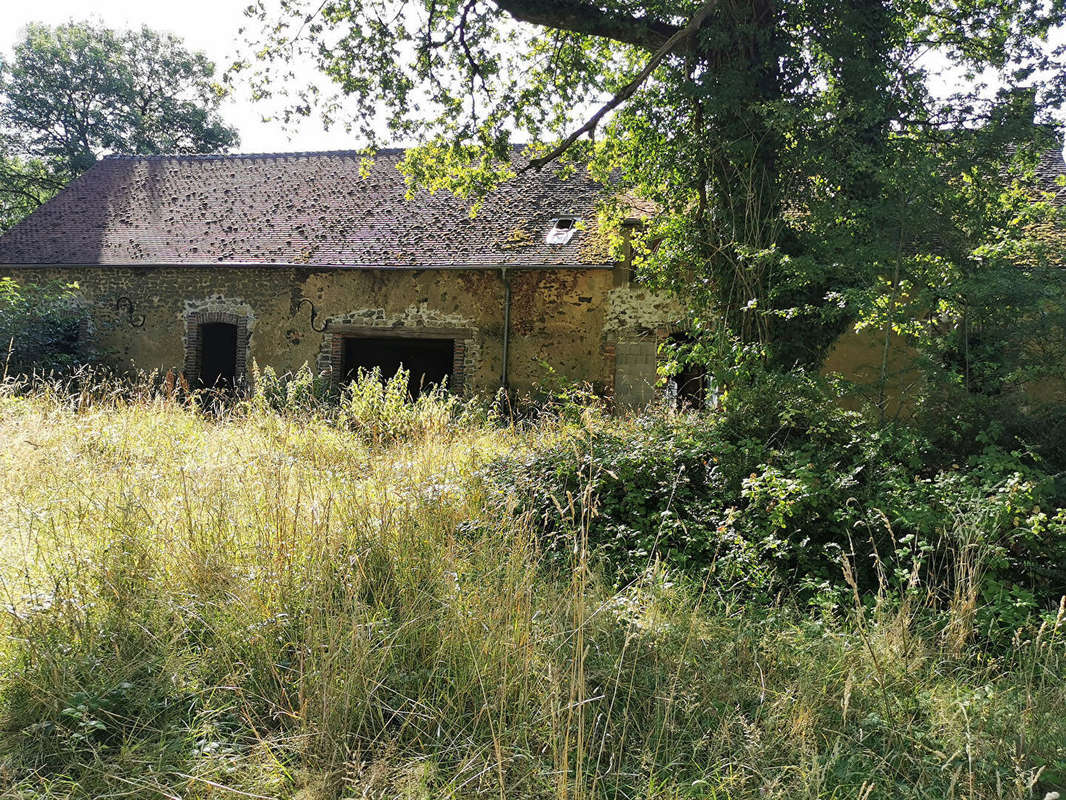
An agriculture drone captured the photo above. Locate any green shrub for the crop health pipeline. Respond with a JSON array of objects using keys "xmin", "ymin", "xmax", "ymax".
[
  {"xmin": 341, "ymin": 366, "xmax": 490, "ymax": 443},
  {"xmin": 0, "ymin": 278, "xmax": 91, "ymax": 376},
  {"xmin": 250, "ymin": 361, "xmax": 331, "ymax": 414},
  {"xmin": 483, "ymin": 371, "xmax": 1066, "ymax": 629}
]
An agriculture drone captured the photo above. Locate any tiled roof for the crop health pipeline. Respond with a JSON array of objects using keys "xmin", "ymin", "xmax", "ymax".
[
  {"xmin": 0, "ymin": 149, "xmax": 611, "ymax": 268},
  {"xmin": 1035, "ymin": 145, "xmax": 1066, "ymax": 203}
]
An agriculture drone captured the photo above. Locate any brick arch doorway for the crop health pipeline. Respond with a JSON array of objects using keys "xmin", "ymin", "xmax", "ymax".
[{"xmin": 184, "ymin": 311, "xmax": 249, "ymax": 390}]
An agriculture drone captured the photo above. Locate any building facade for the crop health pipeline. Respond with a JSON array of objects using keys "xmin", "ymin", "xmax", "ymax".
[{"xmin": 0, "ymin": 150, "xmax": 682, "ymax": 404}]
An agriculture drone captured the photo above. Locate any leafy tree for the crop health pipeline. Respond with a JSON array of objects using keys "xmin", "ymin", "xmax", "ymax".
[
  {"xmin": 0, "ymin": 150, "xmax": 65, "ymax": 233},
  {"xmin": 0, "ymin": 22, "xmax": 238, "ymax": 231},
  {"xmin": 241, "ymin": 0, "xmax": 1066, "ymax": 378}
]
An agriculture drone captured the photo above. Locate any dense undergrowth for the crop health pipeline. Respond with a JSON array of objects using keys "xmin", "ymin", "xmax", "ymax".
[
  {"xmin": 485, "ymin": 373, "xmax": 1066, "ymax": 635},
  {"xmin": 0, "ymin": 369, "xmax": 1064, "ymax": 799}
]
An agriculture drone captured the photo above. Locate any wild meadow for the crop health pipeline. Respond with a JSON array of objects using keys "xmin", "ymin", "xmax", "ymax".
[{"xmin": 0, "ymin": 370, "xmax": 1064, "ymax": 799}]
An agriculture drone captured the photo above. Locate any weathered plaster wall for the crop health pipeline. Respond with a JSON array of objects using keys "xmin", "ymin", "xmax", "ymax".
[
  {"xmin": 603, "ymin": 284, "xmax": 686, "ymax": 337},
  {"xmin": 821, "ymin": 328, "xmax": 924, "ymax": 417},
  {"xmin": 10, "ymin": 262, "xmax": 1059, "ymax": 412},
  {"xmin": 2, "ymin": 265, "xmax": 655, "ymax": 393}
]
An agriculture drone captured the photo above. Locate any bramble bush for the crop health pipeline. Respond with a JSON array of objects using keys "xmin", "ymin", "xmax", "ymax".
[{"xmin": 483, "ymin": 370, "xmax": 1066, "ymax": 632}]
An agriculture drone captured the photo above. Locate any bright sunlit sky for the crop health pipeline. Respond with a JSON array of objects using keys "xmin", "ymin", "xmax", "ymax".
[
  {"xmin": 0, "ymin": 0, "xmax": 358, "ymax": 152},
  {"xmin": 1, "ymin": 0, "xmax": 1064, "ymax": 156}
]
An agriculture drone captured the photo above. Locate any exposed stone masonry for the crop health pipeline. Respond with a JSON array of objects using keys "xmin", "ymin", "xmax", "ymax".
[{"xmin": 2, "ymin": 265, "xmax": 681, "ymax": 396}]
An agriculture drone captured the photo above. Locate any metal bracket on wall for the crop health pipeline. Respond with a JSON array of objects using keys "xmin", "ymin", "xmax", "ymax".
[
  {"xmin": 297, "ymin": 298, "xmax": 327, "ymax": 332},
  {"xmin": 115, "ymin": 296, "xmax": 145, "ymax": 328}
]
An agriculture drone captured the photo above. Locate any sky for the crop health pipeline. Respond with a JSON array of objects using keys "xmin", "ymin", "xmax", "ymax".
[
  {"xmin": 0, "ymin": 0, "xmax": 356, "ymax": 152},
  {"xmin": 1, "ymin": 0, "xmax": 1063, "ymax": 156}
]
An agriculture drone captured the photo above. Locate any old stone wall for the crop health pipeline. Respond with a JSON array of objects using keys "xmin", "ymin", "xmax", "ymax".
[{"xmin": 2, "ymin": 265, "xmax": 684, "ymax": 394}]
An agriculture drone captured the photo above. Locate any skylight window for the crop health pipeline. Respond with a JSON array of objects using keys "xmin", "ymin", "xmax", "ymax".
[{"xmin": 545, "ymin": 216, "xmax": 579, "ymax": 244}]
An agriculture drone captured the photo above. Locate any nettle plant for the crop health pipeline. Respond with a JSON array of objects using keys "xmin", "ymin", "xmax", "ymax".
[{"xmin": 240, "ymin": 0, "xmax": 1066, "ymax": 377}]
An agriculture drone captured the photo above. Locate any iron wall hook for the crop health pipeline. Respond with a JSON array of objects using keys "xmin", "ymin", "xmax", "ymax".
[
  {"xmin": 116, "ymin": 296, "xmax": 145, "ymax": 328},
  {"xmin": 297, "ymin": 297, "xmax": 327, "ymax": 332}
]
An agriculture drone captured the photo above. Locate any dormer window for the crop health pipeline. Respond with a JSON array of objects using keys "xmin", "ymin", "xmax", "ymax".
[{"xmin": 545, "ymin": 216, "xmax": 579, "ymax": 244}]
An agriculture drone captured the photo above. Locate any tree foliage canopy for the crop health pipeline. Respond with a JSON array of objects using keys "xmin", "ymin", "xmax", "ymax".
[
  {"xmin": 0, "ymin": 22, "xmax": 238, "ymax": 231},
  {"xmin": 243, "ymin": 0, "xmax": 1066, "ymax": 384}
]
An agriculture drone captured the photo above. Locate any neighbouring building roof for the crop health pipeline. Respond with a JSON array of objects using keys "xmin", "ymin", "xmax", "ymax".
[
  {"xmin": 1036, "ymin": 144, "xmax": 1066, "ymax": 203},
  {"xmin": 0, "ymin": 149, "xmax": 612, "ymax": 268}
]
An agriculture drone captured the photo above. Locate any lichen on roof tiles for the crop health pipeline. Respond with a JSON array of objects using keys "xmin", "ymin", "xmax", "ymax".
[{"xmin": 0, "ymin": 149, "xmax": 612, "ymax": 268}]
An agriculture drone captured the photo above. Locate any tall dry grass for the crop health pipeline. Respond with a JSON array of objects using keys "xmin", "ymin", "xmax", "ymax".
[{"xmin": 0, "ymin": 378, "xmax": 1063, "ymax": 799}]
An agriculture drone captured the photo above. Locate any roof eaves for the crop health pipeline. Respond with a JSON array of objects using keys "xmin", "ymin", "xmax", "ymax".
[{"xmin": 0, "ymin": 260, "xmax": 616, "ymax": 270}]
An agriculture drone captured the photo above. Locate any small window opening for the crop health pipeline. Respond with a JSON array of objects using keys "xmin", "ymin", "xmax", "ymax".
[
  {"xmin": 545, "ymin": 216, "xmax": 579, "ymax": 244},
  {"xmin": 342, "ymin": 336, "xmax": 453, "ymax": 399}
]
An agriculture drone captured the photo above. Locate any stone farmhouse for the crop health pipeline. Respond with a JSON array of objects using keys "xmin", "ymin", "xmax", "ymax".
[
  {"xmin": 0, "ymin": 150, "xmax": 680, "ymax": 405},
  {"xmin": 2, "ymin": 144, "xmax": 1064, "ymax": 407}
]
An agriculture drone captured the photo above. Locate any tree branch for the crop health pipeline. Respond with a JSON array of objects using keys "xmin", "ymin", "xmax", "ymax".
[
  {"xmin": 523, "ymin": 0, "xmax": 718, "ymax": 171},
  {"xmin": 459, "ymin": 0, "xmax": 489, "ymax": 96},
  {"xmin": 492, "ymin": 0, "xmax": 683, "ymax": 52}
]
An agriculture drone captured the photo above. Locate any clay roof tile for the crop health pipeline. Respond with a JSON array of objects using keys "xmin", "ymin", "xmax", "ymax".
[{"xmin": 0, "ymin": 149, "xmax": 611, "ymax": 268}]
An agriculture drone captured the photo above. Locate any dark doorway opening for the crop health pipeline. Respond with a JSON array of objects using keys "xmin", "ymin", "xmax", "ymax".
[
  {"xmin": 342, "ymin": 336, "xmax": 453, "ymax": 398},
  {"xmin": 673, "ymin": 361, "xmax": 708, "ymax": 410},
  {"xmin": 665, "ymin": 334, "xmax": 710, "ymax": 410},
  {"xmin": 199, "ymin": 322, "xmax": 239, "ymax": 390}
]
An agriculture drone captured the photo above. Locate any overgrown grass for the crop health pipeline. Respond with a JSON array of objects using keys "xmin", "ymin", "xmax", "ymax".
[{"xmin": 0, "ymin": 378, "xmax": 1064, "ymax": 799}]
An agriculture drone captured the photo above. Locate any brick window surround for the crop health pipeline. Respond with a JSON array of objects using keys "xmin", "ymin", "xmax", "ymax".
[
  {"xmin": 183, "ymin": 311, "xmax": 250, "ymax": 386},
  {"xmin": 325, "ymin": 325, "xmax": 473, "ymax": 392}
]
